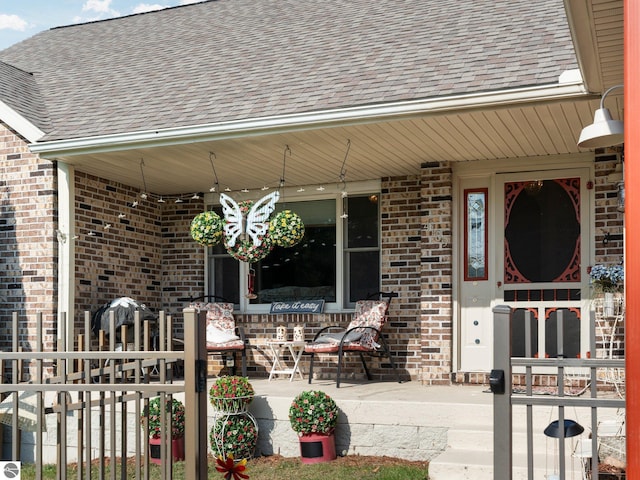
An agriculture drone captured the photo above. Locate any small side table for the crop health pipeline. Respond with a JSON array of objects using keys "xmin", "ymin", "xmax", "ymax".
[{"xmin": 266, "ymin": 340, "xmax": 306, "ymax": 381}]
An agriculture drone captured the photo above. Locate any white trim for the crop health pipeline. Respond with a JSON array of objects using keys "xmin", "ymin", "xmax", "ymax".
[
  {"xmin": 0, "ymin": 100, "xmax": 46, "ymax": 143},
  {"xmin": 452, "ymin": 153, "xmax": 594, "ymax": 176},
  {"xmin": 28, "ymin": 83, "xmax": 590, "ymax": 156},
  {"xmin": 56, "ymin": 162, "xmax": 75, "ymax": 348}
]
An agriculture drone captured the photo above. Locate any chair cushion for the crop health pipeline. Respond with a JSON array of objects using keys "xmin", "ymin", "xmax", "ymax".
[
  {"xmin": 190, "ymin": 302, "xmax": 242, "ymax": 347},
  {"xmin": 305, "ymin": 300, "xmax": 388, "ymax": 352},
  {"xmin": 207, "ymin": 339, "xmax": 245, "ymax": 350}
]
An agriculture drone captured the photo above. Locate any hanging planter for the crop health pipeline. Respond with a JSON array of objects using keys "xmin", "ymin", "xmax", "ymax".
[
  {"xmin": 269, "ymin": 210, "xmax": 305, "ymax": 248},
  {"xmin": 190, "ymin": 211, "xmax": 224, "ymax": 247},
  {"xmin": 225, "ymin": 235, "xmax": 273, "ymax": 263}
]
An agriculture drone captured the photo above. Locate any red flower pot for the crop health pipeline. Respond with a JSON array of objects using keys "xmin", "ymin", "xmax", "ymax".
[
  {"xmin": 298, "ymin": 432, "xmax": 336, "ymax": 464},
  {"xmin": 149, "ymin": 436, "xmax": 185, "ymax": 464}
]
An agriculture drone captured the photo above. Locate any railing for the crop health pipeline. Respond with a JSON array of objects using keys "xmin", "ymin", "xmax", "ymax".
[
  {"xmin": 493, "ymin": 305, "xmax": 626, "ymax": 480},
  {"xmin": 0, "ymin": 308, "xmax": 207, "ymax": 480}
]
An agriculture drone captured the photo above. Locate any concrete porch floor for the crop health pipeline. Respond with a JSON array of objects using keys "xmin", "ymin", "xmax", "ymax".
[{"xmin": 225, "ymin": 376, "xmax": 604, "ymax": 480}]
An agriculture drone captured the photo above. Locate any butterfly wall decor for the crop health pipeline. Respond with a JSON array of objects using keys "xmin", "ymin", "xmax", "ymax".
[{"xmin": 219, "ymin": 191, "xmax": 280, "ymax": 248}]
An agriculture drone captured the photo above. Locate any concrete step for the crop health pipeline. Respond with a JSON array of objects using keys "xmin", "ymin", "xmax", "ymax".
[{"xmin": 428, "ymin": 448, "xmax": 552, "ymax": 480}]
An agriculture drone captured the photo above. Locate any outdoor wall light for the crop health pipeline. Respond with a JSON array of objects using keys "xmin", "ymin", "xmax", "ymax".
[
  {"xmin": 577, "ymin": 84, "xmax": 624, "ymax": 148},
  {"xmin": 544, "ymin": 419, "xmax": 584, "ymax": 438}
]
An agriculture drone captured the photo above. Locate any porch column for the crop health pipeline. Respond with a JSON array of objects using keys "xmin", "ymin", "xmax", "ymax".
[
  {"xmin": 56, "ymin": 162, "xmax": 75, "ymax": 349},
  {"xmin": 624, "ymin": 0, "xmax": 639, "ymax": 475}
]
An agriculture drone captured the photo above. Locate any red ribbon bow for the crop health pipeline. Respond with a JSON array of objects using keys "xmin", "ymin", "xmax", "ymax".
[{"xmin": 216, "ymin": 454, "xmax": 249, "ymax": 480}]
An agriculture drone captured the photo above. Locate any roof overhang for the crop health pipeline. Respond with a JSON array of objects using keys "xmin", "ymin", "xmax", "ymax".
[{"xmin": 30, "ymin": 81, "xmax": 599, "ymax": 195}]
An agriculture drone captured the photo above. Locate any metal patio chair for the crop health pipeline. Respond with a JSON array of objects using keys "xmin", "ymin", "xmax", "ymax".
[
  {"xmin": 305, "ymin": 291, "xmax": 401, "ymax": 387},
  {"xmin": 187, "ymin": 296, "xmax": 247, "ymax": 377}
]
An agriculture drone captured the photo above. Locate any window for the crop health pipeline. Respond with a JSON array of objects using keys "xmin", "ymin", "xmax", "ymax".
[
  {"xmin": 206, "ymin": 184, "xmax": 380, "ymax": 310},
  {"xmin": 253, "ymin": 199, "xmax": 337, "ymax": 304}
]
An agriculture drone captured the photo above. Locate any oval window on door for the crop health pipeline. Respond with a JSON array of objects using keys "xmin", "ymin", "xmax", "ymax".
[{"xmin": 504, "ymin": 178, "xmax": 581, "ymax": 283}]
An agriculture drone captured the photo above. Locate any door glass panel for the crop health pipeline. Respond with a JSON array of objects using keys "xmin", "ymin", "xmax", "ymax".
[
  {"xmin": 504, "ymin": 179, "xmax": 581, "ymax": 284},
  {"xmin": 465, "ymin": 189, "xmax": 488, "ymax": 281},
  {"xmin": 511, "ymin": 308, "xmax": 539, "ymax": 358},
  {"xmin": 545, "ymin": 308, "xmax": 581, "ymax": 358}
]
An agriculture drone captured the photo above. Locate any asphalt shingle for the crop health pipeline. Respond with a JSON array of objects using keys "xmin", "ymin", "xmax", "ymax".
[{"xmin": 0, "ymin": 0, "xmax": 577, "ymax": 141}]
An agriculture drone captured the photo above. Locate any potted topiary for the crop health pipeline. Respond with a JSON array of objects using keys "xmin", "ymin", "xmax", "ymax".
[
  {"xmin": 142, "ymin": 397, "xmax": 186, "ymax": 464},
  {"xmin": 209, "ymin": 375, "xmax": 255, "ymax": 413},
  {"xmin": 288, "ymin": 390, "xmax": 339, "ymax": 464},
  {"xmin": 209, "ymin": 376, "xmax": 258, "ymax": 461},
  {"xmin": 210, "ymin": 414, "xmax": 259, "ymax": 461}
]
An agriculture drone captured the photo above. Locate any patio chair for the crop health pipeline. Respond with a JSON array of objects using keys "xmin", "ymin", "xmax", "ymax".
[
  {"xmin": 188, "ymin": 296, "xmax": 247, "ymax": 377},
  {"xmin": 305, "ymin": 291, "xmax": 401, "ymax": 387}
]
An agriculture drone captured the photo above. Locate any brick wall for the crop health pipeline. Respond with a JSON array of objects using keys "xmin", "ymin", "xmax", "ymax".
[
  {"xmin": 419, "ymin": 162, "xmax": 453, "ymax": 385},
  {"xmin": 0, "ymin": 123, "xmax": 57, "ymax": 354},
  {"xmin": 594, "ymin": 148, "xmax": 624, "ymax": 264},
  {"xmin": 74, "ymin": 172, "xmax": 207, "ymax": 341},
  {"xmin": 593, "ymin": 148, "xmax": 625, "ymax": 359},
  {"xmin": 74, "ymin": 172, "xmax": 163, "ymax": 317},
  {"xmin": 203, "ymin": 176, "xmax": 425, "ymax": 381},
  {"xmin": 380, "ymin": 176, "xmax": 422, "ymax": 379}
]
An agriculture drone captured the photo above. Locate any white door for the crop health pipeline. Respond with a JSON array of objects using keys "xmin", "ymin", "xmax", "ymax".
[{"xmin": 459, "ymin": 168, "xmax": 592, "ymax": 372}]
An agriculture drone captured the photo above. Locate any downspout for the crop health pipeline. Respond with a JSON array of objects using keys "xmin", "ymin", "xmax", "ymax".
[
  {"xmin": 56, "ymin": 162, "xmax": 75, "ymax": 351},
  {"xmin": 624, "ymin": 0, "xmax": 639, "ymax": 476}
]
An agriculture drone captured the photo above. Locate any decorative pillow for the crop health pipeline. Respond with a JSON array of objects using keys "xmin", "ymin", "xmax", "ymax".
[
  {"xmin": 190, "ymin": 302, "xmax": 236, "ymax": 335},
  {"xmin": 206, "ymin": 324, "xmax": 240, "ymax": 344},
  {"xmin": 346, "ymin": 300, "xmax": 388, "ymax": 349}
]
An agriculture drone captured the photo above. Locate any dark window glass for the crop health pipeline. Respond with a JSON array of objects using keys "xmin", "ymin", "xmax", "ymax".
[
  {"xmin": 252, "ymin": 199, "xmax": 336, "ymax": 303},
  {"xmin": 545, "ymin": 308, "xmax": 581, "ymax": 358},
  {"xmin": 347, "ymin": 196, "xmax": 379, "ymax": 248},
  {"xmin": 344, "ymin": 195, "xmax": 380, "ymax": 305},
  {"xmin": 511, "ymin": 308, "xmax": 539, "ymax": 358}
]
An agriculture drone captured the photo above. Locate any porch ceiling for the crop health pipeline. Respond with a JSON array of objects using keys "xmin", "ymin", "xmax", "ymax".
[{"xmin": 42, "ymin": 96, "xmax": 606, "ymax": 196}]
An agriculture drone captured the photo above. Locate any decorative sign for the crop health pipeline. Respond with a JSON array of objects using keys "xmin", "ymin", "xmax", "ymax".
[{"xmin": 270, "ymin": 300, "xmax": 325, "ymax": 314}]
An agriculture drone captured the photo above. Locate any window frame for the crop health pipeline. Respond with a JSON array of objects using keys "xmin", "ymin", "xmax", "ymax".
[{"xmin": 204, "ymin": 180, "xmax": 381, "ymax": 313}]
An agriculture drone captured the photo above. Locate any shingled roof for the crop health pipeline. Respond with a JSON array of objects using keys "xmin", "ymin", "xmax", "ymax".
[{"xmin": 0, "ymin": 0, "xmax": 577, "ymax": 142}]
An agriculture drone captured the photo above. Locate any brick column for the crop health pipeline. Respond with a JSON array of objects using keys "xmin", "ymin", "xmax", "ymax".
[{"xmin": 420, "ymin": 162, "xmax": 453, "ymax": 384}]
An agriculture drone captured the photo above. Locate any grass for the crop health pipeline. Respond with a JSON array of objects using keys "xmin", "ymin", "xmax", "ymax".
[{"xmin": 19, "ymin": 454, "xmax": 429, "ymax": 480}]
